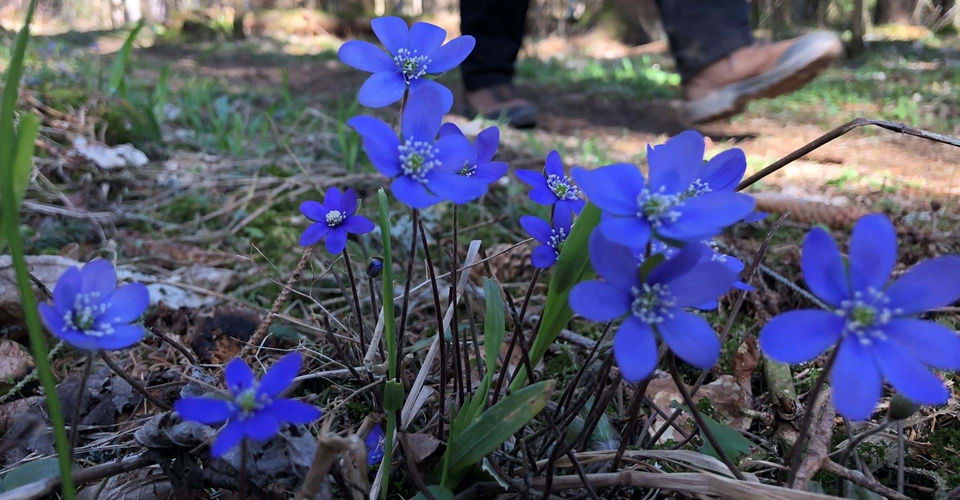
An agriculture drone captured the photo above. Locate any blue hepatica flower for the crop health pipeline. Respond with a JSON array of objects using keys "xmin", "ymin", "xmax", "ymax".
[
  {"xmin": 365, "ymin": 424, "xmax": 385, "ymax": 465},
  {"xmin": 571, "ymin": 131, "xmax": 755, "ymax": 249},
  {"xmin": 439, "ymin": 123, "xmax": 508, "ymax": 186},
  {"xmin": 520, "ymin": 207, "xmax": 573, "ymax": 269},
  {"xmin": 641, "ymin": 240, "xmax": 751, "ymax": 309},
  {"xmin": 348, "ymin": 86, "xmax": 486, "ymax": 208},
  {"xmin": 338, "ymin": 16, "xmax": 475, "ymax": 111},
  {"xmin": 300, "ymin": 187, "xmax": 376, "ymax": 254},
  {"xmin": 175, "ymin": 353, "xmax": 322, "ymax": 457},
  {"xmin": 38, "ymin": 259, "xmax": 149, "ymax": 351},
  {"xmin": 516, "ymin": 151, "xmax": 585, "ymax": 218},
  {"xmin": 569, "ymin": 232, "xmax": 737, "ymax": 381},
  {"xmin": 760, "ymin": 214, "xmax": 960, "ymax": 420}
]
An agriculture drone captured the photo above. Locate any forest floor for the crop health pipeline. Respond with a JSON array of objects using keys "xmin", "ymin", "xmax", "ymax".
[{"xmin": 2, "ymin": 18, "xmax": 960, "ymax": 497}]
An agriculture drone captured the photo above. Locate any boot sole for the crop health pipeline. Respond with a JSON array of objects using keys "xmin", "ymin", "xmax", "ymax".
[{"xmin": 686, "ymin": 34, "xmax": 841, "ymax": 123}]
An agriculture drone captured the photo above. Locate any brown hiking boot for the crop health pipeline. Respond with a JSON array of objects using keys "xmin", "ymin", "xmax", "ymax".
[
  {"xmin": 684, "ymin": 31, "xmax": 842, "ymax": 123},
  {"xmin": 465, "ymin": 84, "xmax": 538, "ymax": 129}
]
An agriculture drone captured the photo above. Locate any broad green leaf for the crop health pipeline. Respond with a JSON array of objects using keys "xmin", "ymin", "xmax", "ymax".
[
  {"xmin": 511, "ymin": 204, "xmax": 600, "ymax": 390},
  {"xmin": 697, "ymin": 413, "xmax": 752, "ymax": 463},
  {"xmin": 412, "ymin": 485, "xmax": 454, "ymax": 500},
  {"xmin": 447, "ymin": 380, "xmax": 554, "ymax": 483},
  {"xmin": 107, "ymin": 20, "xmax": 145, "ymax": 96},
  {"xmin": 482, "ymin": 277, "xmax": 505, "ymax": 375},
  {"xmin": 0, "ymin": 457, "xmax": 64, "ymax": 492}
]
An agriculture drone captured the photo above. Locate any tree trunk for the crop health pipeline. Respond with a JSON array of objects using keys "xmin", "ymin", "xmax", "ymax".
[
  {"xmin": 850, "ymin": 0, "xmax": 866, "ymax": 56},
  {"xmin": 875, "ymin": 0, "xmax": 916, "ymax": 24}
]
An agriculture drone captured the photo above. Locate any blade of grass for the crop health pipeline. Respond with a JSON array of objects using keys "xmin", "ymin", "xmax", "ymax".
[
  {"xmin": 107, "ymin": 20, "xmax": 146, "ymax": 97},
  {"xmin": 0, "ymin": 1, "xmax": 75, "ymax": 498},
  {"xmin": 376, "ymin": 188, "xmax": 397, "ymax": 500}
]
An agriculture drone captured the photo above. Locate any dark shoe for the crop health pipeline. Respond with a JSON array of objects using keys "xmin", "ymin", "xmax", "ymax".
[
  {"xmin": 684, "ymin": 31, "xmax": 842, "ymax": 123},
  {"xmin": 465, "ymin": 84, "xmax": 538, "ymax": 128}
]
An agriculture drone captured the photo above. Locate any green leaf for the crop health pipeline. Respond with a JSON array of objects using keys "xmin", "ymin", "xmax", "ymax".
[
  {"xmin": 411, "ymin": 485, "xmax": 454, "ymax": 500},
  {"xmin": 0, "ymin": 457, "xmax": 64, "ymax": 493},
  {"xmin": 447, "ymin": 380, "xmax": 555, "ymax": 484},
  {"xmin": 697, "ymin": 413, "xmax": 752, "ymax": 463},
  {"xmin": 107, "ymin": 20, "xmax": 145, "ymax": 96},
  {"xmin": 482, "ymin": 277, "xmax": 505, "ymax": 376},
  {"xmin": 0, "ymin": 113, "xmax": 39, "ymax": 250},
  {"xmin": 511, "ymin": 204, "xmax": 600, "ymax": 390}
]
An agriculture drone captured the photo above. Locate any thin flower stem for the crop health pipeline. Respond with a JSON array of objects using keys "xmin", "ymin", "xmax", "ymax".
[
  {"xmin": 341, "ymin": 249, "xmax": 367, "ymax": 355},
  {"xmin": 150, "ymin": 327, "xmax": 198, "ymax": 365},
  {"xmin": 786, "ymin": 345, "xmax": 841, "ymax": 487},
  {"xmin": 668, "ymin": 353, "xmax": 746, "ymax": 481},
  {"xmin": 98, "ymin": 352, "xmax": 171, "ymax": 411},
  {"xmin": 837, "ymin": 420, "xmax": 890, "ymax": 465},
  {"xmin": 240, "ymin": 438, "xmax": 248, "ymax": 499},
  {"xmin": 610, "ymin": 374, "xmax": 653, "ymax": 471},
  {"xmin": 396, "ymin": 209, "xmax": 420, "ymax": 374},
  {"xmin": 491, "ymin": 268, "xmax": 540, "ymax": 405},
  {"xmin": 69, "ymin": 352, "xmax": 94, "ymax": 458},
  {"xmin": 375, "ymin": 189, "xmax": 397, "ymax": 500},
  {"xmin": 897, "ymin": 420, "xmax": 905, "ymax": 494}
]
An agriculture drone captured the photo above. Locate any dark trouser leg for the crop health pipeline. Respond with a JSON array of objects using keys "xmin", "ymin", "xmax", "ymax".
[
  {"xmin": 459, "ymin": 0, "xmax": 530, "ymax": 91},
  {"xmin": 655, "ymin": 0, "xmax": 754, "ymax": 83}
]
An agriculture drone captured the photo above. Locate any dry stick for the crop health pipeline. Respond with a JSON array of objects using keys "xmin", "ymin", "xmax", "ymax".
[
  {"xmin": 396, "ymin": 210, "xmax": 421, "ymax": 380},
  {"xmin": 98, "ymin": 352, "xmax": 170, "ymax": 411},
  {"xmin": 242, "ymin": 246, "xmax": 313, "ymax": 359},
  {"xmin": 491, "ymin": 268, "xmax": 541, "ymax": 405},
  {"xmin": 342, "ymin": 250, "xmax": 368, "ymax": 357},
  {"xmin": 785, "ymin": 345, "xmax": 841, "ymax": 487},
  {"xmin": 737, "ymin": 117, "xmax": 960, "ymax": 192},
  {"xmin": 821, "ymin": 459, "xmax": 911, "ymax": 500},
  {"xmin": 150, "ymin": 327, "xmax": 198, "ymax": 365},
  {"xmin": 414, "ymin": 215, "xmax": 452, "ymax": 431},
  {"xmin": 610, "ymin": 375, "xmax": 654, "ymax": 471},
  {"xmin": 68, "ymin": 352, "xmax": 94, "ymax": 458},
  {"xmin": 668, "ymin": 354, "xmax": 746, "ymax": 481}
]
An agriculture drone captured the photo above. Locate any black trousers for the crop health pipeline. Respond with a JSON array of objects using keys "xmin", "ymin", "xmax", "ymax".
[{"xmin": 460, "ymin": 0, "xmax": 754, "ymax": 90}]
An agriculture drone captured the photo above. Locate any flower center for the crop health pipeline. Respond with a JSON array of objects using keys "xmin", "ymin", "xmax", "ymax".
[
  {"xmin": 458, "ymin": 164, "xmax": 477, "ymax": 177},
  {"xmin": 630, "ymin": 282, "xmax": 676, "ymax": 324},
  {"xmin": 398, "ymin": 138, "xmax": 440, "ymax": 183},
  {"xmin": 682, "ymin": 178, "xmax": 712, "ymax": 198},
  {"xmin": 326, "ymin": 210, "xmax": 345, "ymax": 227},
  {"xmin": 837, "ymin": 288, "xmax": 900, "ymax": 345},
  {"xmin": 63, "ymin": 291, "xmax": 113, "ymax": 336},
  {"xmin": 393, "ymin": 48, "xmax": 430, "ymax": 83},
  {"xmin": 546, "ymin": 174, "xmax": 581, "ymax": 201},
  {"xmin": 548, "ymin": 227, "xmax": 569, "ymax": 252},
  {"xmin": 636, "ymin": 188, "xmax": 683, "ymax": 227},
  {"xmin": 237, "ymin": 388, "xmax": 263, "ymax": 413}
]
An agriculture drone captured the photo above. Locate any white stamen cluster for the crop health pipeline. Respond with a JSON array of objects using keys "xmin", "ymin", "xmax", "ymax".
[
  {"xmin": 683, "ymin": 178, "xmax": 712, "ymax": 198},
  {"xmin": 398, "ymin": 138, "xmax": 441, "ymax": 183},
  {"xmin": 636, "ymin": 188, "xmax": 683, "ymax": 227},
  {"xmin": 630, "ymin": 282, "xmax": 676, "ymax": 324},
  {"xmin": 63, "ymin": 291, "xmax": 113, "ymax": 337},
  {"xmin": 547, "ymin": 227, "xmax": 569, "ymax": 252},
  {"xmin": 546, "ymin": 174, "xmax": 581, "ymax": 201},
  {"xmin": 326, "ymin": 210, "xmax": 346, "ymax": 227},
  {"xmin": 393, "ymin": 48, "xmax": 430, "ymax": 82},
  {"xmin": 836, "ymin": 287, "xmax": 900, "ymax": 346}
]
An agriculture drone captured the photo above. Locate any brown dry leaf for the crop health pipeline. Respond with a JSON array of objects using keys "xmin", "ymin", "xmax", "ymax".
[
  {"xmin": 0, "ymin": 339, "xmax": 33, "ymax": 388},
  {"xmin": 645, "ymin": 375, "xmax": 753, "ymax": 444},
  {"xmin": 732, "ymin": 336, "xmax": 760, "ymax": 394},
  {"xmin": 401, "ymin": 432, "xmax": 442, "ymax": 464}
]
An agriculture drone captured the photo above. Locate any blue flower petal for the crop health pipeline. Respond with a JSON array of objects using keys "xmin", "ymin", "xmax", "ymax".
[
  {"xmin": 38, "ymin": 303, "xmax": 66, "ymax": 335},
  {"xmin": 348, "ymin": 116, "xmax": 401, "ymax": 176},
  {"xmin": 587, "ymin": 230, "xmax": 640, "ymax": 293},
  {"xmin": 599, "ymin": 215, "xmax": 651, "ymax": 250},
  {"xmin": 802, "ymin": 227, "xmax": 849, "ymax": 307},
  {"xmin": 101, "ymin": 283, "xmax": 149, "ymax": 323},
  {"xmin": 266, "ymin": 398, "xmax": 322, "ymax": 423},
  {"xmin": 225, "ymin": 358, "xmax": 255, "ymax": 395},
  {"xmin": 435, "ymin": 134, "xmax": 471, "ymax": 172},
  {"xmin": 569, "ymin": 280, "xmax": 630, "ymax": 321},
  {"xmin": 557, "ymin": 199, "xmax": 584, "ymax": 217},
  {"xmin": 571, "ymin": 165, "xmax": 643, "ymax": 216},
  {"xmin": 342, "ymin": 215, "xmax": 376, "ymax": 235},
  {"xmin": 660, "ymin": 192, "xmax": 754, "ymax": 241},
  {"xmin": 365, "ymin": 424, "xmax": 385, "ymax": 465},
  {"xmin": 515, "ymin": 169, "xmax": 548, "ymax": 190},
  {"xmin": 647, "ymin": 243, "xmax": 705, "ymax": 285},
  {"xmin": 474, "ymin": 126, "xmax": 499, "ymax": 164},
  {"xmin": 211, "ymin": 420, "xmax": 245, "ymax": 457},
  {"xmin": 544, "ymin": 150, "xmax": 564, "ymax": 177},
  {"xmin": 258, "ymin": 352, "xmax": 302, "ymax": 398},
  {"xmin": 647, "ymin": 130, "xmax": 704, "ymax": 193},
  {"xmin": 427, "ymin": 171, "xmax": 486, "ymax": 204},
  {"xmin": 408, "ymin": 22, "xmax": 446, "ymax": 55},
  {"xmin": 885, "ymin": 256, "xmax": 960, "ymax": 315},
  {"xmin": 323, "ymin": 187, "xmax": 343, "ymax": 211},
  {"xmin": 759, "ymin": 310, "xmax": 843, "ymax": 363},
  {"xmin": 699, "ymin": 148, "xmax": 746, "ymax": 192},
  {"xmin": 52, "ymin": 266, "xmax": 81, "ymax": 315},
  {"xmin": 175, "ymin": 397, "xmax": 234, "ymax": 424},
  {"xmin": 426, "ymin": 35, "xmax": 475, "ymax": 73},
  {"xmin": 831, "ymin": 338, "xmax": 881, "ymax": 421},
  {"xmin": 531, "ymin": 245, "xmax": 558, "ymax": 268},
  {"xmin": 520, "ymin": 215, "xmax": 552, "ymax": 244},
  {"xmin": 658, "ymin": 310, "xmax": 720, "ymax": 369},
  {"xmin": 371, "ymin": 16, "xmax": 409, "ymax": 55},
  {"xmin": 392, "ymin": 176, "xmax": 441, "ymax": 208},
  {"xmin": 244, "ymin": 411, "xmax": 280, "ymax": 441},
  {"xmin": 475, "ymin": 161, "xmax": 508, "ymax": 183},
  {"xmin": 339, "ymin": 189, "xmax": 359, "ymax": 215},
  {"xmin": 614, "ymin": 317, "xmax": 658, "ymax": 382},
  {"xmin": 325, "ymin": 227, "xmax": 349, "ymax": 254},
  {"xmin": 409, "ymin": 78, "xmax": 453, "ymax": 114},
  {"xmin": 300, "ymin": 223, "xmax": 330, "ymax": 247},
  {"xmin": 850, "ymin": 214, "xmax": 897, "ymax": 293},
  {"xmin": 666, "ymin": 261, "xmax": 737, "ymax": 308},
  {"xmin": 338, "ymin": 40, "xmax": 395, "ymax": 73},
  {"xmin": 81, "ymin": 259, "xmax": 116, "ymax": 297},
  {"xmin": 357, "ymin": 71, "xmax": 407, "ymax": 108},
  {"xmin": 875, "ymin": 338, "xmax": 949, "ymax": 405},
  {"xmin": 402, "ymin": 85, "xmax": 444, "ymax": 141},
  {"xmin": 438, "ymin": 122, "xmax": 463, "ymax": 138},
  {"xmin": 300, "ymin": 201, "xmax": 326, "ymax": 222},
  {"xmin": 56, "ymin": 329, "xmax": 103, "ymax": 351},
  {"xmin": 95, "ymin": 324, "xmax": 145, "ymax": 350},
  {"xmin": 884, "ymin": 318, "xmax": 960, "ymax": 370}
]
